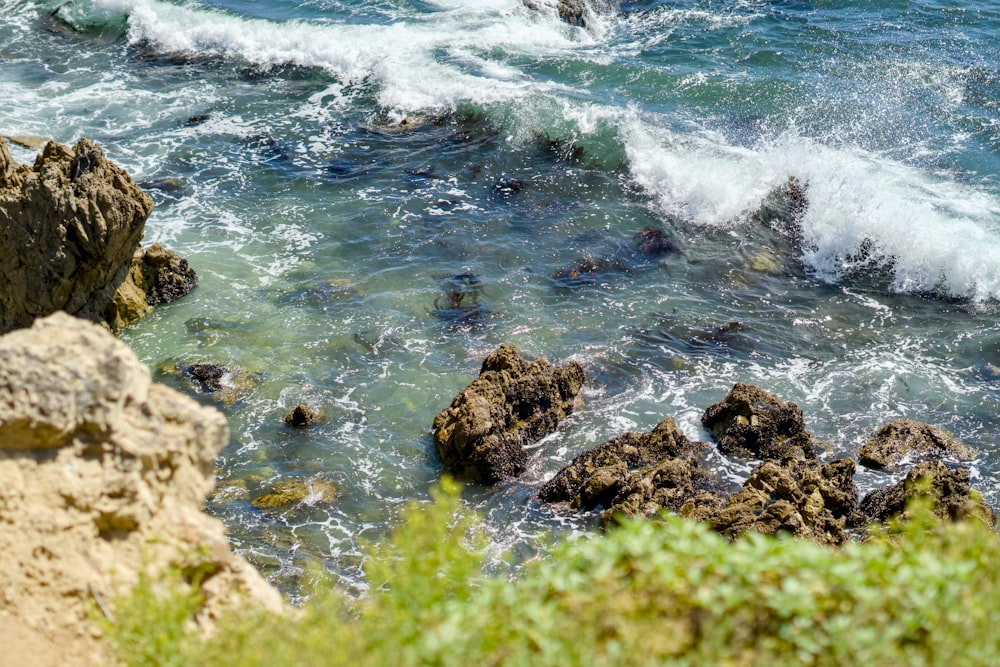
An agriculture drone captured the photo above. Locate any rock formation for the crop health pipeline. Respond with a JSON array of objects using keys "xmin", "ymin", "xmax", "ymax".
[
  {"xmin": 538, "ymin": 417, "xmax": 709, "ymax": 510},
  {"xmin": 705, "ymin": 458, "xmax": 866, "ymax": 545},
  {"xmin": 701, "ymin": 382, "xmax": 820, "ymax": 460},
  {"xmin": 433, "ymin": 344, "xmax": 585, "ymax": 483},
  {"xmin": 539, "ymin": 382, "xmax": 990, "ymax": 544},
  {"xmin": 861, "ymin": 461, "xmax": 994, "ymax": 526},
  {"xmin": 0, "ymin": 136, "xmax": 195, "ymax": 333},
  {"xmin": 0, "ymin": 313, "xmax": 282, "ymax": 666},
  {"xmin": 522, "ymin": 0, "xmax": 618, "ymax": 29},
  {"xmin": 858, "ymin": 418, "xmax": 976, "ymax": 471}
]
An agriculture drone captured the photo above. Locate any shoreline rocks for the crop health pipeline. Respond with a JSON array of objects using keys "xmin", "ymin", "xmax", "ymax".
[
  {"xmin": 0, "ymin": 136, "xmax": 195, "ymax": 333},
  {"xmin": 433, "ymin": 344, "xmax": 585, "ymax": 483},
  {"xmin": 858, "ymin": 418, "xmax": 976, "ymax": 471},
  {"xmin": 536, "ymin": 381, "xmax": 991, "ymax": 544},
  {"xmin": 0, "ymin": 313, "xmax": 282, "ymax": 666}
]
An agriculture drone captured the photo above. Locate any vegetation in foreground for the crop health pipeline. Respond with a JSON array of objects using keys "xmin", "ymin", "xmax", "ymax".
[{"xmin": 107, "ymin": 479, "xmax": 1000, "ymax": 666}]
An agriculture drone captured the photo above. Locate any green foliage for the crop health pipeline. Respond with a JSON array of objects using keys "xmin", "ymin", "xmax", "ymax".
[
  {"xmin": 107, "ymin": 483, "xmax": 1000, "ymax": 667},
  {"xmin": 100, "ymin": 567, "xmax": 204, "ymax": 667}
]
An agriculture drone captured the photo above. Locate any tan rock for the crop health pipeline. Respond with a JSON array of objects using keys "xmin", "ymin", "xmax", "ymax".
[{"xmin": 0, "ymin": 312, "xmax": 283, "ymax": 666}]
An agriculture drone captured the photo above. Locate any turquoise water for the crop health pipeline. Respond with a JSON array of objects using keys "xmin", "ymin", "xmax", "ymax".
[{"xmin": 2, "ymin": 0, "xmax": 1000, "ymax": 595}]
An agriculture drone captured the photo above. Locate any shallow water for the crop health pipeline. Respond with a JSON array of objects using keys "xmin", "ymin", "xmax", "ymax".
[{"xmin": 2, "ymin": 0, "xmax": 1000, "ymax": 596}]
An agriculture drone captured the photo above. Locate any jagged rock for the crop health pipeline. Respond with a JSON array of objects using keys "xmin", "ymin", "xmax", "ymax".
[
  {"xmin": 860, "ymin": 461, "xmax": 994, "ymax": 526},
  {"xmin": 701, "ymin": 383, "xmax": 819, "ymax": 460},
  {"xmin": 0, "ymin": 313, "xmax": 282, "ymax": 666},
  {"xmin": 252, "ymin": 477, "xmax": 341, "ymax": 510},
  {"xmin": 285, "ymin": 404, "xmax": 321, "ymax": 428},
  {"xmin": 167, "ymin": 362, "xmax": 257, "ymax": 405},
  {"xmin": 633, "ymin": 227, "xmax": 678, "ymax": 258},
  {"xmin": 539, "ymin": 417, "xmax": 706, "ymax": 508},
  {"xmin": 0, "ymin": 137, "xmax": 195, "ymax": 333},
  {"xmin": 858, "ymin": 418, "xmax": 976, "ymax": 471},
  {"xmin": 601, "ymin": 456, "xmax": 725, "ymax": 524},
  {"xmin": 433, "ymin": 345, "xmax": 585, "ymax": 483},
  {"xmin": 139, "ymin": 242, "xmax": 199, "ymax": 305},
  {"xmin": 706, "ymin": 458, "xmax": 865, "ymax": 545}
]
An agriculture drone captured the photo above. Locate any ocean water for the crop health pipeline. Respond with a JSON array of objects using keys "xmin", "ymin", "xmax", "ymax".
[{"xmin": 2, "ymin": 0, "xmax": 1000, "ymax": 595}]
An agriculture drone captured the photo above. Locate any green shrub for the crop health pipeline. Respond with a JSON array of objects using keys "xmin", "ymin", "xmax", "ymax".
[{"xmin": 107, "ymin": 482, "xmax": 1000, "ymax": 666}]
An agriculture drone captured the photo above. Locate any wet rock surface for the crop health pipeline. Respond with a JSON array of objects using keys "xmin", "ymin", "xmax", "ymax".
[
  {"xmin": 701, "ymin": 383, "xmax": 819, "ymax": 460},
  {"xmin": 0, "ymin": 137, "xmax": 196, "ymax": 333},
  {"xmin": 706, "ymin": 458, "xmax": 866, "ymax": 545},
  {"xmin": 858, "ymin": 418, "xmax": 976, "ymax": 471},
  {"xmin": 433, "ymin": 344, "xmax": 585, "ymax": 483},
  {"xmin": 539, "ymin": 417, "xmax": 707, "ymax": 509},
  {"xmin": 861, "ymin": 461, "xmax": 995, "ymax": 526},
  {"xmin": 537, "ymin": 381, "xmax": 991, "ymax": 544},
  {"xmin": 252, "ymin": 477, "xmax": 342, "ymax": 510}
]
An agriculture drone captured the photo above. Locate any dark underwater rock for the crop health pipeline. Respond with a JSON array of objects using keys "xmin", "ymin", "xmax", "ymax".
[
  {"xmin": 433, "ymin": 345, "xmax": 586, "ymax": 483},
  {"xmin": 539, "ymin": 417, "xmax": 708, "ymax": 509},
  {"xmin": 701, "ymin": 383, "xmax": 819, "ymax": 461},
  {"xmin": 168, "ymin": 362, "xmax": 257, "ymax": 405},
  {"xmin": 858, "ymin": 418, "xmax": 976, "ymax": 471},
  {"xmin": 860, "ymin": 461, "xmax": 994, "ymax": 526},
  {"xmin": 432, "ymin": 273, "xmax": 491, "ymax": 327}
]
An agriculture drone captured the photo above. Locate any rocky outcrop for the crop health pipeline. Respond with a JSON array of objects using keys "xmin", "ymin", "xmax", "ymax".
[
  {"xmin": 0, "ymin": 313, "xmax": 282, "ymax": 666},
  {"xmin": 0, "ymin": 137, "xmax": 195, "ymax": 333},
  {"xmin": 701, "ymin": 383, "xmax": 820, "ymax": 460},
  {"xmin": 252, "ymin": 477, "xmax": 342, "ymax": 511},
  {"xmin": 858, "ymin": 419, "xmax": 976, "ymax": 471},
  {"xmin": 433, "ymin": 345, "xmax": 585, "ymax": 483},
  {"xmin": 285, "ymin": 404, "xmax": 321, "ymax": 428},
  {"xmin": 860, "ymin": 461, "xmax": 995, "ymax": 526},
  {"xmin": 706, "ymin": 458, "xmax": 866, "ymax": 545},
  {"xmin": 538, "ymin": 417, "xmax": 708, "ymax": 510}
]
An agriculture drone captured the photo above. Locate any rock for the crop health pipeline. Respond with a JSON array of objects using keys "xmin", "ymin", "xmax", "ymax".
[
  {"xmin": 251, "ymin": 477, "xmax": 342, "ymax": 510},
  {"xmin": 860, "ymin": 461, "xmax": 995, "ymax": 526},
  {"xmin": 701, "ymin": 383, "xmax": 819, "ymax": 460},
  {"xmin": 433, "ymin": 345, "xmax": 586, "ymax": 483},
  {"xmin": 0, "ymin": 313, "xmax": 282, "ymax": 666},
  {"xmin": 138, "ymin": 242, "xmax": 199, "ymax": 306},
  {"xmin": 633, "ymin": 227, "xmax": 678, "ymax": 258},
  {"xmin": 432, "ymin": 273, "xmax": 491, "ymax": 327},
  {"xmin": 539, "ymin": 417, "xmax": 707, "ymax": 508},
  {"xmin": 857, "ymin": 418, "xmax": 976, "ymax": 471},
  {"xmin": 164, "ymin": 362, "xmax": 258, "ymax": 405},
  {"xmin": 523, "ymin": 0, "xmax": 617, "ymax": 29},
  {"xmin": 3, "ymin": 134, "xmax": 51, "ymax": 150},
  {"xmin": 285, "ymin": 404, "xmax": 321, "ymax": 428},
  {"xmin": 602, "ymin": 456, "xmax": 725, "ymax": 525},
  {"xmin": 0, "ymin": 137, "xmax": 196, "ymax": 333},
  {"xmin": 552, "ymin": 256, "xmax": 632, "ymax": 284},
  {"xmin": 706, "ymin": 458, "xmax": 865, "ymax": 545}
]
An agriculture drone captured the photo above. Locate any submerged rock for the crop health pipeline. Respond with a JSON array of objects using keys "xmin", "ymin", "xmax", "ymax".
[
  {"xmin": 433, "ymin": 345, "xmax": 586, "ymax": 483},
  {"xmin": 0, "ymin": 313, "xmax": 281, "ymax": 665},
  {"xmin": 701, "ymin": 383, "xmax": 819, "ymax": 460},
  {"xmin": 432, "ymin": 273, "xmax": 491, "ymax": 327},
  {"xmin": 252, "ymin": 477, "xmax": 342, "ymax": 510},
  {"xmin": 167, "ymin": 362, "xmax": 257, "ymax": 405},
  {"xmin": 860, "ymin": 461, "xmax": 994, "ymax": 526},
  {"xmin": 539, "ymin": 417, "xmax": 707, "ymax": 509},
  {"xmin": 858, "ymin": 418, "xmax": 976, "ymax": 471},
  {"xmin": 522, "ymin": 0, "xmax": 618, "ymax": 29},
  {"xmin": 0, "ymin": 137, "xmax": 196, "ymax": 333}
]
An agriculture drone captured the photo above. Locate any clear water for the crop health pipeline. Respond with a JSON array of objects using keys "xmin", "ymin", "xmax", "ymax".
[{"xmin": 2, "ymin": 0, "xmax": 1000, "ymax": 596}]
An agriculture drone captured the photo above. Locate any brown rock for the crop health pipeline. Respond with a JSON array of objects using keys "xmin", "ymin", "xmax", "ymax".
[
  {"xmin": 0, "ymin": 312, "xmax": 282, "ymax": 666},
  {"xmin": 858, "ymin": 418, "xmax": 976, "ymax": 471},
  {"xmin": 0, "ymin": 137, "xmax": 195, "ymax": 333},
  {"xmin": 252, "ymin": 477, "xmax": 342, "ymax": 510},
  {"xmin": 539, "ymin": 417, "xmax": 707, "ymax": 508},
  {"xmin": 706, "ymin": 458, "xmax": 865, "ymax": 545},
  {"xmin": 285, "ymin": 404, "xmax": 321, "ymax": 428},
  {"xmin": 433, "ymin": 344, "xmax": 585, "ymax": 483},
  {"xmin": 701, "ymin": 383, "xmax": 819, "ymax": 460},
  {"xmin": 601, "ymin": 456, "xmax": 725, "ymax": 525},
  {"xmin": 860, "ymin": 461, "xmax": 994, "ymax": 526}
]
